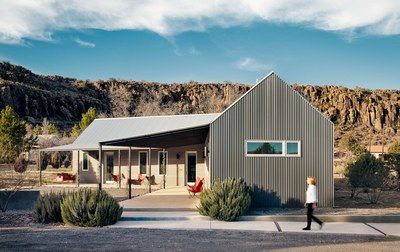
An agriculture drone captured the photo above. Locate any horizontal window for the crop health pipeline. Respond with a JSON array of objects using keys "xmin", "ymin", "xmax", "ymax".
[{"xmin": 245, "ymin": 140, "xmax": 301, "ymax": 157}]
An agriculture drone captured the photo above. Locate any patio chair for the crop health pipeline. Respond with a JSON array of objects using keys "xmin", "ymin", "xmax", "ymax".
[
  {"xmin": 56, "ymin": 172, "xmax": 76, "ymax": 182},
  {"xmin": 123, "ymin": 173, "xmax": 145, "ymax": 185},
  {"xmin": 187, "ymin": 177, "xmax": 204, "ymax": 197},
  {"xmin": 111, "ymin": 173, "xmax": 119, "ymax": 182}
]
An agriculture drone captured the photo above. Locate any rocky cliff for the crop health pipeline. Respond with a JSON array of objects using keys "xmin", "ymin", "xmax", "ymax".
[{"xmin": 1, "ymin": 62, "xmax": 399, "ymax": 144}]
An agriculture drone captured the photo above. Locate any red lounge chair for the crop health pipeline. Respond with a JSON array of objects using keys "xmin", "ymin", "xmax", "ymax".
[
  {"xmin": 56, "ymin": 172, "xmax": 76, "ymax": 182},
  {"xmin": 111, "ymin": 174, "xmax": 119, "ymax": 182},
  {"xmin": 124, "ymin": 174, "xmax": 145, "ymax": 185},
  {"xmin": 187, "ymin": 178, "xmax": 204, "ymax": 197}
]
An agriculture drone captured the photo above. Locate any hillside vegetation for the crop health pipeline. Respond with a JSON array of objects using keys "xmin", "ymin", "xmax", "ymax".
[{"xmin": 1, "ymin": 61, "xmax": 399, "ymax": 144}]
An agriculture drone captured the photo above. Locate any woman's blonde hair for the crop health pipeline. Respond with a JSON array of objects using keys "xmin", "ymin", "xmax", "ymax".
[{"xmin": 307, "ymin": 176, "xmax": 316, "ymax": 185}]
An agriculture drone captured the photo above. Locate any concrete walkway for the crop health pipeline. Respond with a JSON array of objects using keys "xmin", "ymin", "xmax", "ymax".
[
  {"xmin": 120, "ymin": 187, "xmax": 199, "ymax": 211},
  {"xmin": 112, "ymin": 218, "xmax": 400, "ymax": 237},
  {"xmin": 111, "ymin": 211, "xmax": 400, "ymax": 237}
]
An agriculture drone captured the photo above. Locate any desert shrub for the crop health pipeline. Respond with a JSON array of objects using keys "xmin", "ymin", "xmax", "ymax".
[
  {"xmin": 198, "ymin": 178, "xmax": 251, "ymax": 221},
  {"xmin": 61, "ymin": 189, "xmax": 123, "ymax": 227},
  {"xmin": 345, "ymin": 153, "xmax": 389, "ymax": 203},
  {"xmin": 32, "ymin": 191, "xmax": 66, "ymax": 223},
  {"xmin": 13, "ymin": 155, "xmax": 28, "ymax": 173},
  {"xmin": 50, "ymin": 152, "xmax": 60, "ymax": 168}
]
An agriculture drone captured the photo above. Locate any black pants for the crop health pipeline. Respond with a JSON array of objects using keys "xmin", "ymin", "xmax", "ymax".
[{"xmin": 306, "ymin": 203, "xmax": 322, "ymax": 228}]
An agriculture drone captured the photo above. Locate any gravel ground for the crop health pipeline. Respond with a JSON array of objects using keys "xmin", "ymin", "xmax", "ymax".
[{"xmin": 0, "ymin": 227, "xmax": 399, "ymax": 251}]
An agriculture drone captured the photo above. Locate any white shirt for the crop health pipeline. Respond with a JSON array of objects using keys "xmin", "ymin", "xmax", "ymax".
[{"xmin": 306, "ymin": 185, "xmax": 318, "ymax": 203}]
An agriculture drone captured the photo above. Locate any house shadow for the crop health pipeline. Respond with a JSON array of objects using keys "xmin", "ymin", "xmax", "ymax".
[{"xmin": 250, "ymin": 185, "xmax": 303, "ymax": 209}]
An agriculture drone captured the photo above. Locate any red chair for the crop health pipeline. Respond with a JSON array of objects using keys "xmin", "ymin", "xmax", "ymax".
[
  {"xmin": 111, "ymin": 174, "xmax": 119, "ymax": 182},
  {"xmin": 187, "ymin": 177, "xmax": 204, "ymax": 197},
  {"xmin": 56, "ymin": 173, "xmax": 76, "ymax": 182},
  {"xmin": 124, "ymin": 174, "xmax": 145, "ymax": 185}
]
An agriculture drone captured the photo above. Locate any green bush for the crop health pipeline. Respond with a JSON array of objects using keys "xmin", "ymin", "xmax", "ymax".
[
  {"xmin": 198, "ymin": 178, "xmax": 251, "ymax": 221},
  {"xmin": 61, "ymin": 189, "xmax": 123, "ymax": 227},
  {"xmin": 345, "ymin": 153, "xmax": 389, "ymax": 203},
  {"xmin": 32, "ymin": 192, "xmax": 66, "ymax": 223}
]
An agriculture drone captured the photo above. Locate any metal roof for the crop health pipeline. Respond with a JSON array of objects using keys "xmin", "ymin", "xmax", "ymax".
[{"xmin": 43, "ymin": 113, "xmax": 220, "ymax": 151}]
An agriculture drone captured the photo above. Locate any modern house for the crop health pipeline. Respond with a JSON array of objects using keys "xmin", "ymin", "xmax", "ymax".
[{"xmin": 45, "ymin": 72, "xmax": 334, "ymax": 207}]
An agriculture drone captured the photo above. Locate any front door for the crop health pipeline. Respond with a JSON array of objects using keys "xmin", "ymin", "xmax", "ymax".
[
  {"xmin": 186, "ymin": 152, "xmax": 197, "ymax": 183},
  {"xmin": 105, "ymin": 152, "xmax": 114, "ymax": 183}
]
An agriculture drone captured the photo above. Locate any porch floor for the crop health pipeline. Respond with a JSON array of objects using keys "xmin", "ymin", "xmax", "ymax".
[{"xmin": 120, "ymin": 187, "xmax": 200, "ymax": 211}]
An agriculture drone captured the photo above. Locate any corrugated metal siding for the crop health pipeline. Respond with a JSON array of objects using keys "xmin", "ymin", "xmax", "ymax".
[{"xmin": 209, "ymin": 73, "xmax": 334, "ymax": 207}]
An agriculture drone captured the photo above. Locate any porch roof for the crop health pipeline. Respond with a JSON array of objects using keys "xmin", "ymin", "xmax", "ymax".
[{"xmin": 42, "ymin": 113, "xmax": 219, "ymax": 151}]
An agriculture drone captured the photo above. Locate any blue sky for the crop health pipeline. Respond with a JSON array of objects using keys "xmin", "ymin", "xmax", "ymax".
[{"xmin": 1, "ymin": 1, "xmax": 400, "ymax": 89}]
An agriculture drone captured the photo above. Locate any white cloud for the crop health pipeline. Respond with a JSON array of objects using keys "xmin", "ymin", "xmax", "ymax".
[
  {"xmin": 75, "ymin": 38, "xmax": 95, "ymax": 48},
  {"xmin": 235, "ymin": 57, "xmax": 269, "ymax": 72},
  {"xmin": 2, "ymin": 0, "xmax": 400, "ymax": 44}
]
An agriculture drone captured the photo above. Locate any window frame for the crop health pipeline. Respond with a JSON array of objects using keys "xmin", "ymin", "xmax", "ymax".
[
  {"xmin": 285, "ymin": 141, "xmax": 301, "ymax": 157},
  {"xmin": 158, "ymin": 151, "xmax": 168, "ymax": 176},
  {"xmin": 138, "ymin": 151, "xmax": 148, "ymax": 175},
  {"xmin": 82, "ymin": 152, "xmax": 89, "ymax": 171},
  {"xmin": 245, "ymin": 140, "xmax": 301, "ymax": 157}
]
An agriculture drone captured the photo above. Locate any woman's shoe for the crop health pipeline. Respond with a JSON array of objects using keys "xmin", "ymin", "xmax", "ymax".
[
  {"xmin": 302, "ymin": 227, "xmax": 311, "ymax": 230},
  {"xmin": 319, "ymin": 222, "xmax": 324, "ymax": 230}
]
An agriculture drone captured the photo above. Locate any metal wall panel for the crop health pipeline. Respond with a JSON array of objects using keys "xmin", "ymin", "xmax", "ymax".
[{"xmin": 209, "ymin": 73, "xmax": 334, "ymax": 207}]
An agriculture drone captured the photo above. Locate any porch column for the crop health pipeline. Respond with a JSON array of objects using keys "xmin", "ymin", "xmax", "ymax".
[
  {"xmin": 149, "ymin": 147, "xmax": 152, "ymax": 193},
  {"xmin": 162, "ymin": 148, "xmax": 166, "ymax": 189},
  {"xmin": 118, "ymin": 149, "xmax": 121, "ymax": 189},
  {"xmin": 76, "ymin": 150, "xmax": 80, "ymax": 187},
  {"xmin": 38, "ymin": 150, "xmax": 42, "ymax": 186},
  {"xmin": 98, "ymin": 143, "xmax": 102, "ymax": 190},
  {"xmin": 128, "ymin": 147, "xmax": 132, "ymax": 199}
]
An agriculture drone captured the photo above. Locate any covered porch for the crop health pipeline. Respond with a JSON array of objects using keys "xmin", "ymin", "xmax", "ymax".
[{"xmin": 40, "ymin": 124, "xmax": 211, "ymax": 200}]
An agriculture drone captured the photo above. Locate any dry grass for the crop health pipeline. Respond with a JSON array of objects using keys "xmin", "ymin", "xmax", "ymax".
[{"xmin": 334, "ymin": 177, "xmax": 400, "ymax": 208}]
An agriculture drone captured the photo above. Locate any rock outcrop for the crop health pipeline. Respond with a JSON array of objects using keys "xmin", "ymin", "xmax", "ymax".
[{"xmin": 1, "ymin": 62, "xmax": 399, "ymax": 144}]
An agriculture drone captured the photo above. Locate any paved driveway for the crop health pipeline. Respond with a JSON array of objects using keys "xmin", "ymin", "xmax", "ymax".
[{"xmin": 1, "ymin": 228, "xmax": 399, "ymax": 251}]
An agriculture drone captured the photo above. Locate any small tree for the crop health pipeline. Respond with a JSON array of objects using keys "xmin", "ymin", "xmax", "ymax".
[
  {"xmin": 0, "ymin": 106, "xmax": 27, "ymax": 163},
  {"xmin": 41, "ymin": 118, "xmax": 58, "ymax": 135},
  {"xmin": 71, "ymin": 107, "xmax": 97, "ymax": 137},
  {"xmin": 338, "ymin": 134, "xmax": 367, "ymax": 163},
  {"xmin": 383, "ymin": 140, "xmax": 400, "ymax": 190},
  {"xmin": 345, "ymin": 153, "xmax": 389, "ymax": 203},
  {"xmin": 50, "ymin": 152, "xmax": 60, "ymax": 168}
]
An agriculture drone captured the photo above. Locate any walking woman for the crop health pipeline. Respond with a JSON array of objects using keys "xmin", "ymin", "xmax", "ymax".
[{"xmin": 303, "ymin": 176, "xmax": 324, "ymax": 230}]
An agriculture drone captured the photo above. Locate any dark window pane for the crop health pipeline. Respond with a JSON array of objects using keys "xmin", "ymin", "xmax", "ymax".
[
  {"xmin": 247, "ymin": 142, "xmax": 283, "ymax": 155},
  {"xmin": 159, "ymin": 152, "xmax": 167, "ymax": 175},
  {"xmin": 83, "ymin": 153, "xmax": 88, "ymax": 170},
  {"xmin": 287, "ymin": 142, "xmax": 299, "ymax": 155},
  {"xmin": 139, "ymin": 152, "xmax": 147, "ymax": 174}
]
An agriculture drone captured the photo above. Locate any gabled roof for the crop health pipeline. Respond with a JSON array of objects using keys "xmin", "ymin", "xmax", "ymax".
[
  {"xmin": 43, "ymin": 113, "xmax": 219, "ymax": 151},
  {"xmin": 211, "ymin": 71, "xmax": 333, "ymax": 125}
]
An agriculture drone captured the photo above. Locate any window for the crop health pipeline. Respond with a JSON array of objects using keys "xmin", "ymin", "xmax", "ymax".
[
  {"xmin": 286, "ymin": 141, "xmax": 300, "ymax": 156},
  {"xmin": 158, "ymin": 151, "xmax": 168, "ymax": 175},
  {"xmin": 139, "ymin": 152, "xmax": 148, "ymax": 174},
  {"xmin": 245, "ymin": 140, "xmax": 301, "ymax": 157},
  {"xmin": 82, "ymin": 153, "xmax": 89, "ymax": 171}
]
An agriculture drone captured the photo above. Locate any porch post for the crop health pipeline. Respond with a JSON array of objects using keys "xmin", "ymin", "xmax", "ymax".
[
  {"xmin": 98, "ymin": 143, "xmax": 102, "ymax": 190},
  {"xmin": 128, "ymin": 147, "xmax": 132, "ymax": 199},
  {"xmin": 163, "ymin": 148, "xmax": 166, "ymax": 189},
  {"xmin": 118, "ymin": 149, "xmax": 121, "ymax": 189},
  {"xmin": 77, "ymin": 150, "xmax": 80, "ymax": 187},
  {"xmin": 149, "ymin": 147, "xmax": 152, "ymax": 193},
  {"xmin": 38, "ymin": 150, "xmax": 42, "ymax": 186}
]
